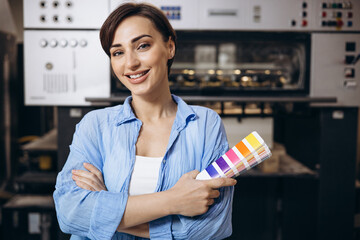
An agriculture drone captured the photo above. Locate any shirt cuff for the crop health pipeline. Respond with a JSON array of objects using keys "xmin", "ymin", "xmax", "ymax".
[
  {"xmin": 149, "ymin": 216, "xmax": 173, "ymax": 239},
  {"xmin": 89, "ymin": 190, "xmax": 128, "ymax": 240}
]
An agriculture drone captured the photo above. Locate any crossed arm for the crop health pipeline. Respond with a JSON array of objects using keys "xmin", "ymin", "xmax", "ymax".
[{"xmin": 72, "ymin": 162, "xmax": 236, "ymax": 238}]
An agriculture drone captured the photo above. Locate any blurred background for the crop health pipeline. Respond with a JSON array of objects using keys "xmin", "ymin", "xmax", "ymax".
[{"xmin": 0, "ymin": 0, "xmax": 360, "ymax": 239}]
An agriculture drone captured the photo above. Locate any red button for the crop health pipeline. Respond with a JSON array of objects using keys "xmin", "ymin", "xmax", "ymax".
[
  {"xmin": 322, "ymin": 11, "xmax": 327, "ymax": 17},
  {"xmin": 337, "ymin": 20, "xmax": 344, "ymax": 27},
  {"xmin": 302, "ymin": 20, "xmax": 308, "ymax": 26}
]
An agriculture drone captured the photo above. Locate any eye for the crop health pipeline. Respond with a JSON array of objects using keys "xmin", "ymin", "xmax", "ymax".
[
  {"xmin": 112, "ymin": 50, "xmax": 124, "ymax": 57},
  {"xmin": 138, "ymin": 43, "xmax": 150, "ymax": 50}
]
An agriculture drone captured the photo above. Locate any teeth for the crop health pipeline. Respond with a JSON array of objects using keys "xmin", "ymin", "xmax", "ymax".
[{"xmin": 129, "ymin": 71, "xmax": 146, "ymax": 79}]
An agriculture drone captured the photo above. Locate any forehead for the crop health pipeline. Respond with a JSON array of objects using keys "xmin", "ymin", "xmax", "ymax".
[{"xmin": 113, "ymin": 16, "xmax": 161, "ymax": 43}]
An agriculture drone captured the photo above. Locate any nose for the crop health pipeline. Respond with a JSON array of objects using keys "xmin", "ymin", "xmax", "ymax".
[{"xmin": 125, "ymin": 51, "xmax": 140, "ymax": 71}]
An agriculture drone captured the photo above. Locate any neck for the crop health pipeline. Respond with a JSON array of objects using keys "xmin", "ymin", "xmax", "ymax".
[{"xmin": 131, "ymin": 90, "xmax": 177, "ymax": 122}]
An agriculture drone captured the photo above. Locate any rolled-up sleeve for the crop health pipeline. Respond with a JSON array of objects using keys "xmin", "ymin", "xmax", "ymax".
[
  {"xmin": 150, "ymin": 109, "xmax": 234, "ymax": 239},
  {"xmin": 53, "ymin": 113, "xmax": 128, "ymax": 240}
]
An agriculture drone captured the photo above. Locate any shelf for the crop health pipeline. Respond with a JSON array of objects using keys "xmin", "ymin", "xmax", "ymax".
[
  {"xmin": 86, "ymin": 95, "xmax": 337, "ymax": 105},
  {"xmin": 21, "ymin": 129, "xmax": 57, "ymax": 152},
  {"xmin": 240, "ymin": 154, "xmax": 318, "ymax": 178},
  {"xmin": 3, "ymin": 194, "xmax": 54, "ymax": 209},
  {"xmin": 15, "ymin": 172, "xmax": 57, "ymax": 185}
]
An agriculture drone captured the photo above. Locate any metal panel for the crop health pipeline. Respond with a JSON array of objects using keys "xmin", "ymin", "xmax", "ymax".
[
  {"xmin": 24, "ymin": 30, "xmax": 110, "ymax": 106},
  {"xmin": 310, "ymin": 33, "xmax": 360, "ymax": 106},
  {"xmin": 23, "ymin": 0, "xmax": 110, "ymax": 29}
]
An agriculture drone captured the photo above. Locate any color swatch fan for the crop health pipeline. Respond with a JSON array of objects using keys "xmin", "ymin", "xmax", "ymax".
[{"xmin": 196, "ymin": 131, "xmax": 271, "ymax": 180}]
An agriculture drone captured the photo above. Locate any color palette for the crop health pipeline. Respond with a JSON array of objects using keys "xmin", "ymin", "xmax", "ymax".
[{"xmin": 196, "ymin": 131, "xmax": 271, "ymax": 180}]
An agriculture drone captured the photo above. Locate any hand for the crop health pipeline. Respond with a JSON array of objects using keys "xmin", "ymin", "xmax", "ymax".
[
  {"xmin": 72, "ymin": 163, "xmax": 107, "ymax": 191},
  {"xmin": 168, "ymin": 170, "xmax": 236, "ymax": 217}
]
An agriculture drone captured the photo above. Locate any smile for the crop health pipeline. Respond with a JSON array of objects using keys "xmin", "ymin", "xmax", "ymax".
[{"xmin": 126, "ymin": 70, "xmax": 150, "ymax": 79}]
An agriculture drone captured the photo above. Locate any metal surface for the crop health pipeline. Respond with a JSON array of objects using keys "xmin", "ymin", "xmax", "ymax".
[
  {"xmin": 86, "ymin": 95, "xmax": 337, "ymax": 103},
  {"xmin": 23, "ymin": 0, "xmax": 360, "ymax": 106}
]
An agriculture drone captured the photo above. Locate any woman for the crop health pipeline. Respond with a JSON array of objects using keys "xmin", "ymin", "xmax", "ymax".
[{"xmin": 53, "ymin": 3, "xmax": 236, "ymax": 240}]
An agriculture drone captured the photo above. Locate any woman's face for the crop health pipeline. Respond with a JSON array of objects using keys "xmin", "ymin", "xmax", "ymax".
[{"xmin": 110, "ymin": 16, "xmax": 175, "ymax": 97}]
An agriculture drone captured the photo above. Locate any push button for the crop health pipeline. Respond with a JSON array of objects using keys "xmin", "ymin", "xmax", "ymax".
[
  {"xmin": 346, "ymin": 42, "xmax": 356, "ymax": 52},
  {"xmin": 344, "ymin": 68, "xmax": 355, "ymax": 78},
  {"xmin": 345, "ymin": 55, "xmax": 355, "ymax": 64}
]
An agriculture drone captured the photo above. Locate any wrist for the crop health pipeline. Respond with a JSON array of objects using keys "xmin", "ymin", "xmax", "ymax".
[{"xmin": 162, "ymin": 189, "xmax": 177, "ymax": 215}]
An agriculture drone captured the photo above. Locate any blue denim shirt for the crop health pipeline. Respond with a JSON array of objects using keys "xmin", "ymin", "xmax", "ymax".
[{"xmin": 53, "ymin": 95, "xmax": 234, "ymax": 240}]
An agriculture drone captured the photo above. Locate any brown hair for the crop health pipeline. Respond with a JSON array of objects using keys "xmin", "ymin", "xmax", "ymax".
[{"xmin": 100, "ymin": 3, "xmax": 177, "ymax": 74}]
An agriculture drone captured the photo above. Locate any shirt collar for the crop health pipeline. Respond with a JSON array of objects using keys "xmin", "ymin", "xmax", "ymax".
[
  {"xmin": 115, "ymin": 95, "xmax": 196, "ymax": 129},
  {"xmin": 171, "ymin": 95, "xmax": 196, "ymax": 131},
  {"xmin": 115, "ymin": 96, "xmax": 137, "ymax": 126}
]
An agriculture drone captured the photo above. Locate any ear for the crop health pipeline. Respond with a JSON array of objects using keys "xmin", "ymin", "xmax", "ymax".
[{"xmin": 167, "ymin": 37, "xmax": 175, "ymax": 59}]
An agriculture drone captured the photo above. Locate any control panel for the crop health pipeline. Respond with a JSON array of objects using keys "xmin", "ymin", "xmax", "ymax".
[
  {"xmin": 24, "ymin": 30, "xmax": 110, "ymax": 105},
  {"xmin": 23, "ymin": 0, "xmax": 109, "ymax": 29},
  {"xmin": 310, "ymin": 33, "xmax": 360, "ymax": 106},
  {"xmin": 23, "ymin": 0, "xmax": 360, "ymax": 106}
]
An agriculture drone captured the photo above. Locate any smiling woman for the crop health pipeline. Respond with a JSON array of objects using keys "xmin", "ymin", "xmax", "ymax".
[{"xmin": 53, "ymin": 3, "xmax": 236, "ymax": 240}]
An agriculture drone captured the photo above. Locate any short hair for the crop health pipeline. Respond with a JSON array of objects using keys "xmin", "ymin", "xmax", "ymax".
[{"xmin": 100, "ymin": 3, "xmax": 177, "ymax": 74}]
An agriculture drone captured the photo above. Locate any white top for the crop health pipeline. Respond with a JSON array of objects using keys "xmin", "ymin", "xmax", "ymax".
[{"xmin": 128, "ymin": 155, "xmax": 163, "ymax": 196}]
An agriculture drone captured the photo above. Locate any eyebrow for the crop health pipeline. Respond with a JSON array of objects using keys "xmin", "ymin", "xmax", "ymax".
[{"xmin": 110, "ymin": 34, "xmax": 152, "ymax": 49}]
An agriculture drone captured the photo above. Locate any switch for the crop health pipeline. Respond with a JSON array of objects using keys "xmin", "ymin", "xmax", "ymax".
[
  {"xmin": 337, "ymin": 12, "xmax": 342, "ymax": 18},
  {"xmin": 345, "ymin": 55, "xmax": 355, "ymax": 64},
  {"xmin": 347, "ymin": 21, "xmax": 353, "ymax": 27},
  {"xmin": 344, "ymin": 68, "xmax": 355, "ymax": 78},
  {"xmin": 302, "ymin": 11, "xmax": 307, "ymax": 17},
  {"xmin": 344, "ymin": 80, "xmax": 357, "ymax": 88},
  {"xmin": 322, "ymin": 2, "xmax": 327, "ymax": 8},
  {"xmin": 348, "ymin": 12, "xmax": 353, "ymax": 18},
  {"xmin": 291, "ymin": 20, "xmax": 297, "ymax": 26},
  {"xmin": 302, "ymin": 2, "xmax": 307, "ymax": 8},
  {"xmin": 346, "ymin": 42, "xmax": 356, "ymax": 52},
  {"xmin": 321, "ymin": 21, "xmax": 327, "ymax": 26},
  {"xmin": 302, "ymin": 19, "xmax": 308, "ymax": 27},
  {"xmin": 322, "ymin": 11, "xmax": 327, "ymax": 18}
]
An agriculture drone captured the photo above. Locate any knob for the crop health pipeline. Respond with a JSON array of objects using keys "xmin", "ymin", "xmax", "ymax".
[
  {"xmin": 79, "ymin": 39, "xmax": 87, "ymax": 47},
  {"xmin": 39, "ymin": 39, "xmax": 48, "ymax": 48},
  {"xmin": 60, "ymin": 39, "xmax": 68, "ymax": 47},
  {"xmin": 301, "ymin": 19, "xmax": 308, "ymax": 27},
  {"xmin": 50, "ymin": 39, "xmax": 58, "ymax": 48},
  {"xmin": 69, "ymin": 39, "xmax": 78, "ymax": 47}
]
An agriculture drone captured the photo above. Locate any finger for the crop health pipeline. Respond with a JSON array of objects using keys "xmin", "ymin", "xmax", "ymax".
[
  {"xmin": 186, "ymin": 170, "xmax": 200, "ymax": 179},
  {"xmin": 74, "ymin": 180, "xmax": 95, "ymax": 191},
  {"xmin": 83, "ymin": 162, "xmax": 104, "ymax": 180},
  {"xmin": 72, "ymin": 169, "xmax": 98, "ymax": 181},
  {"xmin": 208, "ymin": 189, "xmax": 220, "ymax": 199},
  {"xmin": 72, "ymin": 173, "xmax": 103, "ymax": 191},
  {"xmin": 206, "ymin": 177, "xmax": 237, "ymax": 189},
  {"xmin": 207, "ymin": 199, "xmax": 215, "ymax": 206}
]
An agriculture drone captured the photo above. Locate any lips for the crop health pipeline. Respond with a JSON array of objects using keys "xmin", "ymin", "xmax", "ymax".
[{"xmin": 125, "ymin": 69, "xmax": 150, "ymax": 84}]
